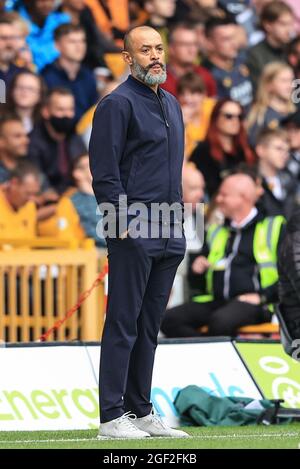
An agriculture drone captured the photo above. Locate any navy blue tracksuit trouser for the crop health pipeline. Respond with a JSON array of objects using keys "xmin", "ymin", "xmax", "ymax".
[{"xmin": 99, "ymin": 228, "xmax": 185, "ymax": 423}]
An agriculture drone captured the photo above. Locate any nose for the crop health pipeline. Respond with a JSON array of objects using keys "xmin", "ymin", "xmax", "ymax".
[{"xmin": 150, "ymin": 48, "xmax": 159, "ymax": 60}]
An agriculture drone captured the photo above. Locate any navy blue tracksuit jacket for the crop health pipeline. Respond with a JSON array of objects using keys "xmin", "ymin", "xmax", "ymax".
[
  {"xmin": 89, "ymin": 74, "xmax": 186, "ymax": 423},
  {"xmin": 89, "ymin": 74, "xmax": 184, "ymax": 213}
]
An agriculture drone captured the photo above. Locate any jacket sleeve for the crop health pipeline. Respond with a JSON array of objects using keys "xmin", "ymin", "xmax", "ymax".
[{"xmin": 89, "ymin": 94, "xmax": 130, "ymax": 212}]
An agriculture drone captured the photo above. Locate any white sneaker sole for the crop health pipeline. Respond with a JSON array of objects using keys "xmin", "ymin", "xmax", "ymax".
[
  {"xmin": 97, "ymin": 435, "xmax": 150, "ymax": 440},
  {"xmin": 97, "ymin": 434, "xmax": 190, "ymax": 440}
]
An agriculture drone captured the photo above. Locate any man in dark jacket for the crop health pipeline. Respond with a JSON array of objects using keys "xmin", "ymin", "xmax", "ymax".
[
  {"xmin": 89, "ymin": 26, "xmax": 188, "ymax": 439},
  {"xmin": 246, "ymin": 1, "xmax": 295, "ymax": 91},
  {"xmin": 278, "ymin": 211, "xmax": 300, "ymax": 340},
  {"xmin": 161, "ymin": 173, "xmax": 285, "ymax": 337},
  {"xmin": 41, "ymin": 24, "xmax": 99, "ymax": 123},
  {"xmin": 28, "ymin": 86, "xmax": 86, "ymax": 194}
]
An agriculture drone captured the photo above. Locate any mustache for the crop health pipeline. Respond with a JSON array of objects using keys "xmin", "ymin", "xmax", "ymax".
[{"xmin": 147, "ymin": 62, "xmax": 165, "ymax": 71}]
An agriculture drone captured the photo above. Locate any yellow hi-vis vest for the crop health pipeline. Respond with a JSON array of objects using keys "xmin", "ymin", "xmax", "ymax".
[{"xmin": 193, "ymin": 215, "xmax": 285, "ymax": 305}]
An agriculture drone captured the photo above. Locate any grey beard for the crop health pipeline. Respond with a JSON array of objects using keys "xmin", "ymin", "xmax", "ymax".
[{"xmin": 132, "ymin": 60, "xmax": 167, "ymax": 86}]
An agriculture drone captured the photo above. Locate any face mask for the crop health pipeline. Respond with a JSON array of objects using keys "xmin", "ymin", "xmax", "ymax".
[{"xmin": 49, "ymin": 116, "xmax": 76, "ymax": 134}]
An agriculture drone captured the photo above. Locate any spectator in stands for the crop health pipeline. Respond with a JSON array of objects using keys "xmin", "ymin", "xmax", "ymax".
[
  {"xmin": 5, "ymin": 71, "xmax": 46, "ymax": 133},
  {"xmin": 247, "ymin": 62, "xmax": 296, "ymax": 147},
  {"xmin": 41, "ymin": 24, "xmax": 99, "ymax": 123},
  {"xmin": 15, "ymin": 0, "xmax": 70, "ymax": 71},
  {"xmin": 175, "ymin": 162, "xmax": 206, "ymax": 302},
  {"xmin": 0, "ymin": 160, "xmax": 41, "ymax": 240},
  {"xmin": 0, "ymin": 14, "xmax": 26, "ymax": 85},
  {"xmin": 4, "ymin": 11, "xmax": 34, "ymax": 70},
  {"xmin": 170, "ymin": 0, "xmax": 219, "ymax": 25},
  {"xmin": 38, "ymin": 153, "xmax": 106, "ymax": 248},
  {"xmin": 161, "ymin": 173, "xmax": 285, "ymax": 337},
  {"xmin": 287, "ymin": 34, "xmax": 300, "ymax": 80},
  {"xmin": 247, "ymin": 1, "xmax": 295, "ymax": 90},
  {"xmin": 233, "ymin": 0, "xmax": 272, "ymax": 47},
  {"xmin": 278, "ymin": 209, "xmax": 300, "ymax": 340},
  {"xmin": 182, "ymin": 162, "xmax": 206, "ymax": 252},
  {"xmin": 190, "ymin": 98, "xmax": 255, "ymax": 197},
  {"xmin": 143, "ymin": 0, "xmax": 177, "ymax": 53},
  {"xmin": 57, "ymin": 0, "xmax": 120, "ymax": 70},
  {"xmin": 203, "ymin": 15, "xmax": 253, "ymax": 109},
  {"xmin": 28, "ymin": 87, "xmax": 86, "ymax": 194},
  {"xmin": 177, "ymin": 72, "xmax": 215, "ymax": 159},
  {"xmin": 0, "ymin": 115, "xmax": 29, "ymax": 183},
  {"xmin": 255, "ymin": 128, "xmax": 297, "ymax": 219},
  {"xmin": 161, "ymin": 23, "xmax": 217, "ymax": 98}
]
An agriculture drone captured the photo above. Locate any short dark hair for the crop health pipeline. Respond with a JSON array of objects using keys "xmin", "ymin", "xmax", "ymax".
[
  {"xmin": 44, "ymin": 86, "xmax": 74, "ymax": 105},
  {"xmin": 261, "ymin": 0, "xmax": 294, "ymax": 26},
  {"xmin": 205, "ymin": 15, "xmax": 236, "ymax": 37},
  {"xmin": 256, "ymin": 127, "xmax": 288, "ymax": 146},
  {"xmin": 9, "ymin": 161, "xmax": 41, "ymax": 183},
  {"xmin": 0, "ymin": 114, "xmax": 22, "ymax": 136},
  {"xmin": 0, "ymin": 13, "xmax": 14, "ymax": 26},
  {"xmin": 177, "ymin": 72, "xmax": 206, "ymax": 95},
  {"xmin": 54, "ymin": 23, "xmax": 85, "ymax": 42}
]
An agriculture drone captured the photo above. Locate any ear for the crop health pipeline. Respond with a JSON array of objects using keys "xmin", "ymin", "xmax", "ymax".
[
  {"xmin": 255, "ymin": 144, "xmax": 263, "ymax": 159},
  {"xmin": 262, "ymin": 21, "xmax": 272, "ymax": 35},
  {"xmin": 122, "ymin": 50, "xmax": 133, "ymax": 66},
  {"xmin": 54, "ymin": 40, "xmax": 61, "ymax": 53},
  {"xmin": 204, "ymin": 37, "xmax": 214, "ymax": 54}
]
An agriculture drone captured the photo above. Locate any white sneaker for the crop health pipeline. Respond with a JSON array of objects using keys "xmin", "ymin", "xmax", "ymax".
[
  {"xmin": 97, "ymin": 412, "xmax": 151, "ymax": 439},
  {"xmin": 133, "ymin": 409, "xmax": 189, "ymax": 438}
]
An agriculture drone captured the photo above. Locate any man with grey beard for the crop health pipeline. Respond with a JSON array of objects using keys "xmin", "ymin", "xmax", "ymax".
[{"xmin": 89, "ymin": 26, "xmax": 188, "ymax": 439}]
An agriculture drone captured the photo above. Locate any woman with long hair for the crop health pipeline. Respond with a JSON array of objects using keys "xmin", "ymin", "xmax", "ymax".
[
  {"xmin": 247, "ymin": 62, "xmax": 296, "ymax": 147},
  {"xmin": 5, "ymin": 71, "xmax": 47, "ymax": 134},
  {"xmin": 190, "ymin": 98, "xmax": 255, "ymax": 197}
]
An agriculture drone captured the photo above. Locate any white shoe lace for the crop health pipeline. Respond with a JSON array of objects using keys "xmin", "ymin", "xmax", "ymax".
[
  {"xmin": 117, "ymin": 412, "xmax": 140, "ymax": 432},
  {"xmin": 148, "ymin": 410, "xmax": 169, "ymax": 429}
]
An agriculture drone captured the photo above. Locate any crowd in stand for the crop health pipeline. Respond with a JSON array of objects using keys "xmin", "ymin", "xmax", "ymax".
[{"xmin": 1, "ymin": 0, "xmax": 300, "ymax": 337}]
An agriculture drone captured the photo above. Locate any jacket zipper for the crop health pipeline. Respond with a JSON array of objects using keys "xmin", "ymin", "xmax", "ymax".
[
  {"xmin": 156, "ymin": 93, "xmax": 171, "ymax": 204},
  {"xmin": 223, "ymin": 230, "xmax": 242, "ymax": 299}
]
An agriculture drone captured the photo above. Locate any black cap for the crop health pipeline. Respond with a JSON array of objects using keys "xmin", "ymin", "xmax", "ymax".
[{"xmin": 281, "ymin": 109, "xmax": 300, "ymax": 128}]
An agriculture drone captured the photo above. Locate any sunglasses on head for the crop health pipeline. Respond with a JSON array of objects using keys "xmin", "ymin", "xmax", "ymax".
[{"xmin": 221, "ymin": 112, "xmax": 243, "ymax": 121}]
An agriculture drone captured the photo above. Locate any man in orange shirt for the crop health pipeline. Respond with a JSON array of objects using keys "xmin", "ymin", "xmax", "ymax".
[{"xmin": 0, "ymin": 161, "xmax": 41, "ymax": 241}]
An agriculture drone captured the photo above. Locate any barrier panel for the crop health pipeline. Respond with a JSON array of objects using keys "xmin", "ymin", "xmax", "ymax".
[{"xmin": 0, "ymin": 239, "xmax": 106, "ymax": 342}]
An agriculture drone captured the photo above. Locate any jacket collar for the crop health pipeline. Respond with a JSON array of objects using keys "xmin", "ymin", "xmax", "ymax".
[{"xmin": 126, "ymin": 75, "xmax": 165, "ymax": 99}]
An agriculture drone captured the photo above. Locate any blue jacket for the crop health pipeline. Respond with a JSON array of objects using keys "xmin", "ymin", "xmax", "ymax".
[
  {"xmin": 89, "ymin": 75, "xmax": 184, "ymax": 219},
  {"xmin": 17, "ymin": 5, "xmax": 70, "ymax": 71},
  {"xmin": 41, "ymin": 61, "xmax": 99, "ymax": 122}
]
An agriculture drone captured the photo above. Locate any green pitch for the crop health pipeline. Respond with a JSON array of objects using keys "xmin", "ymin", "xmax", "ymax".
[{"xmin": 0, "ymin": 424, "xmax": 300, "ymax": 449}]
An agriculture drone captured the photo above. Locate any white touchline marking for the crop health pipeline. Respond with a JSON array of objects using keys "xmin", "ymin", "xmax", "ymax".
[{"xmin": 0, "ymin": 433, "xmax": 299, "ymax": 444}]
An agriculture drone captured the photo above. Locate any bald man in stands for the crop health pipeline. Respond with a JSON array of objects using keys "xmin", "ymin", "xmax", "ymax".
[{"xmin": 161, "ymin": 173, "xmax": 286, "ymax": 337}]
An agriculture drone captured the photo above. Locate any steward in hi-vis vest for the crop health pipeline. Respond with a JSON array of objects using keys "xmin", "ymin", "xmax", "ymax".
[
  {"xmin": 161, "ymin": 173, "xmax": 286, "ymax": 339},
  {"xmin": 194, "ymin": 215, "xmax": 285, "ymax": 312}
]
